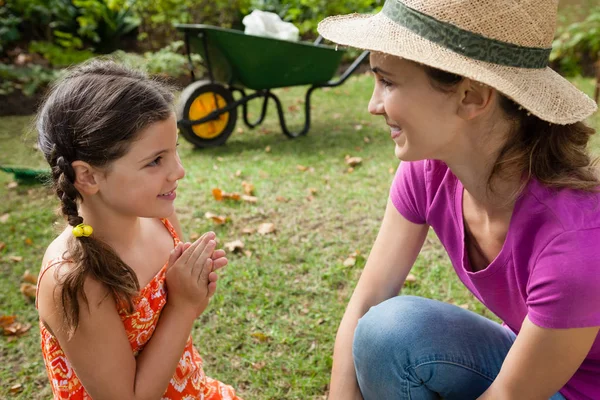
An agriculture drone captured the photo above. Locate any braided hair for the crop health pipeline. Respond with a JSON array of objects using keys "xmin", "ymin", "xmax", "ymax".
[{"xmin": 37, "ymin": 59, "xmax": 174, "ymax": 336}]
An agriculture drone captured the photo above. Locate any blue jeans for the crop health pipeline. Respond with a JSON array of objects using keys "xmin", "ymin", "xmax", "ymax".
[{"xmin": 353, "ymin": 296, "xmax": 566, "ymax": 400}]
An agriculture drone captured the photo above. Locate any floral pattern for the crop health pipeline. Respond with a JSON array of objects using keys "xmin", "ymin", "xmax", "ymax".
[{"xmin": 38, "ymin": 219, "xmax": 240, "ymax": 399}]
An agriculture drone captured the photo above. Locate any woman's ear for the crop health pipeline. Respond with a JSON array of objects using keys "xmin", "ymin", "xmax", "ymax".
[
  {"xmin": 456, "ymin": 79, "xmax": 495, "ymax": 121},
  {"xmin": 71, "ymin": 161, "xmax": 99, "ymax": 195}
]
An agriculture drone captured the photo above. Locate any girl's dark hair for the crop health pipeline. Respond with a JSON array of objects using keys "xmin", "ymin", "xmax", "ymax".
[
  {"xmin": 36, "ymin": 59, "xmax": 174, "ymax": 336},
  {"xmin": 422, "ymin": 65, "xmax": 599, "ymax": 197}
]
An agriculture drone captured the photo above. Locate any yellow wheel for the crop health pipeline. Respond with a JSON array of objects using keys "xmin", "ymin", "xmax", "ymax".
[{"xmin": 176, "ymin": 80, "xmax": 237, "ymax": 147}]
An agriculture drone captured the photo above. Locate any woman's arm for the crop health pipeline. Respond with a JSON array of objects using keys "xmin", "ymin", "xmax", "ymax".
[
  {"xmin": 328, "ymin": 198, "xmax": 429, "ymax": 400},
  {"xmin": 478, "ymin": 317, "xmax": 599, "ymax": 400}
]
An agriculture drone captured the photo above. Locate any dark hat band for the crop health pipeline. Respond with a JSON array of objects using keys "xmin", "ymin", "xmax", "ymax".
[{"xmin": 382, "ymin": 0, "xmax": 552, "ymax": 69}]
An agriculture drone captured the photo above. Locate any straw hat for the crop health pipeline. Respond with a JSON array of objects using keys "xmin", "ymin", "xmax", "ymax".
[{"xmin": 317, "ymin": 0, "xmax": 597, "ymax": 125}]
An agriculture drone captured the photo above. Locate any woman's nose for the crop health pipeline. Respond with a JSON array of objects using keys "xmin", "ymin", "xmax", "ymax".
[{"xmin": 368, "ymin": 90, "xmax": 384, "ymax": 115}]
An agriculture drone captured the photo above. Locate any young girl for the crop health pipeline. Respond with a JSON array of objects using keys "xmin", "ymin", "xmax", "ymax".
[
  {"xmin": 35, "ymin": 60, "xmax": 241, "ymax": 399},
  {"xmin": 318, "ymin": 0, "xmax": 600, "ymax": 399}
]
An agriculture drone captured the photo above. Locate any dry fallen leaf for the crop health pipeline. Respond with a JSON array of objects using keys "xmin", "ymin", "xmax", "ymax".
[
  {"xmin": 7, "ymin": 181, "xmax": 18, "ymax": 189},
  {"xmin": 244, "ymin": 250, "xmax": 253, "ymax": 258},
  {"xmin": 275, "ymin": 196, "xmax": 289, "ymax": 203},
  {"xmin": 204, "ymin": 212, "xmax": 228, "ymax": 225},
  {"xmin": 363, "ymin": 137, "xmax": 371, "ymax": 143},
  {"xmin": 242, "ymin": 181, "xmax": 255, "ymax": 196},
  {"xmin": 257, "ymin": 223, "xmax": 276, "ymax": 235},
  {"xmin": 296, "ymin": 165, "xmax": 308, "ymax": 172},
  {"xmin": 0, "ymin": 242, "xmax": 5, "ymax": 252},
  {"xmin": 9, "ymin": 256, "xmax": 23, "ymax": 263},
  {"xmin": 217, "ymin": 157, "xmax": 224, "ymax": 162},
  {"xmin": 189, "ymin": 232, "xmax": 200, "ymax": 241},
  {"xmin": 9, "ymin": 383, "xmax": 23, "ymax": 393},
  {"xmin": 212, "ymin": 188, "xmax": 223, "ymax": 201},
  {"xmin": 24, "ymin": 238, "xmax": 33, "ymax": 246},
  {"xmin": 346, "ymin": 167, "xmax": 354, "ymax": 174},
  {"xmin": 404, "ymin": 274, "xmax": 417, "ymax": 286},
  {"xmin": 251, "ymin": 332, "xmax": 270, "ymax": 343},
  {"xmin": 241, "ymin": 195, "xmax": 258, "ymax": 203},
  {"xmin": 20, "ymin": 283, "xmax": 36, "ymax": 300},
  {"xmin": 224, "ymin": 240, "xmax": 244, "ymax": 253},
  {"xmin": 343, "ymin": 257, "xmax": 356, "ymax": 267},
  {"xmin": 308, "ymin": 188, "xmax": 318, "ymax": 195},
  {"xmin": 345, "ymin": 155, "xmax": 363, "ymax": 167},
  {"xmin": 22, "ymin": 270, "xmax": 37, "ymax": 285},
  {"xmin": 212, "ymin": 188, "xmax": 240, "ymax": 201},
  {"xmin": 265, "ymin": 146, "xmax": 271, "ymax": 153},
  {"xmin": 354, "ymin": 124, "xmax": 363, "ymax": 131},
  {"xmin": 0, "ymin": 315, "xmax": 31, "ymax": 337},
  {"xmin": 0, "ymin": 213, "xmax": 9, "ymax": 223},
  {"xmin": 235, "ymin": 170, "xmax": 243, "ymax": 178},
  {"xmin": 242, "ymin": 227, "xmax": 256, "ymax": 235},
  {"xmin": 389, "ymin": 167, "xmax": 395, "ymax": 174},
  {"xmin": 252, "ymin": 361, "xmax": 266, "ymax": 370}
]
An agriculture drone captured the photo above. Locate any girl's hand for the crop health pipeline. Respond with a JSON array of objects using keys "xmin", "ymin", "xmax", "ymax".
[{"xmin": 165, "ymin": 232, "xmax": 218, "ymax": 318}]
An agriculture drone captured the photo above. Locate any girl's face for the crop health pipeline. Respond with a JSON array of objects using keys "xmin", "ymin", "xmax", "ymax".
[
  {"xmin": 368, "ymin": 54, "xmax": 462, "ymax": 161},
  {"xmin": 95, "ymin": 113, "xmax": 185, "ymax": 219}
]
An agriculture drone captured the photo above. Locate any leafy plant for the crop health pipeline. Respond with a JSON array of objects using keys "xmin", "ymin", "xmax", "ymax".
[
  {"xmin": 28, "ymin": 41, "xmax": 95, "ymax": 68},
  {"xmin": 73, "ymin": 0, "xmax": 140, "ymax": 53},
  {"xmin": 0, "ymin": 6, "xmax": 22, "ymax": 54},
  {"xmin": 0, "ymin": 64, "xmax": 62, "ymax": 96},
  {"xmin": 243, "ymin": 0, "xmax": 383, "ymax": 36},
  {"xmin": 111, "ymin": 41, "xmax": 203, "ymax": 79},
  {"xmin": 132, "ymin": 0, "xmax": 251, "ymax": 50},
  {"xmin": 551, "ymin": 7, "xmax": 600, "ymax": 76}
]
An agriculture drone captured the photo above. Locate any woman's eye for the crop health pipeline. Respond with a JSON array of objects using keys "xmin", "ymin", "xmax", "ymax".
[
  {"xmin": 378, "ymin": 78, "xmax": 393, "ymax": 88},
  {"xmin": 147, "ymin": 156, "xmax": 162, "ymax": 167}
]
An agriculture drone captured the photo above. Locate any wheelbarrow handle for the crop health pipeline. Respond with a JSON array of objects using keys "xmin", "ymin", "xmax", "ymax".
[{"xmin": 324, "ymin": 50, "xmax": 370, "ymax": 88}]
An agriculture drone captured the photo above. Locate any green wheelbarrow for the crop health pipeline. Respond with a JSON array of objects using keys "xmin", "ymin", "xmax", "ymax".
[
  {"xmin": 175, "ymin": 24, "xmax": 369, "ymax": 148},
  {"xmin": 0, "ymin": 166, "xmax": 50, "ymax": 185}
]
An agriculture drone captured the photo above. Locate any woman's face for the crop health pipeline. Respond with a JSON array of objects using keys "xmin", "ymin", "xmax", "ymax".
[{"xmin": 368, "ymin": 53, "xmax": 463, "ymax": 161}]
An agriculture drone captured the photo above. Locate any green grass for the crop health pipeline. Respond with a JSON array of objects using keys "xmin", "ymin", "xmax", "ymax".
[{"xmin": 0, "ymin": 73, "xmax": 599, "ymax": 399}]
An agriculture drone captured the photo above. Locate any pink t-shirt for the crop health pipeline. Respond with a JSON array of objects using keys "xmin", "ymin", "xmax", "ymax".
[{"xmin": 391, "ymin": 159, "xmax": 600, "ymax": 400}]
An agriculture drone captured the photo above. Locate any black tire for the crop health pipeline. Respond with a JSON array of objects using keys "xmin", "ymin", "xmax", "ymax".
[{"xmin": 176, "ymin": 80, "xmax": 238, "ymax": 148}]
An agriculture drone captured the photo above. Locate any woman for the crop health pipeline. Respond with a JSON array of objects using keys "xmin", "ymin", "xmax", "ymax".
[{"xmin": 317, "ymin": 0, "xmax": 600, "ymax": 399}]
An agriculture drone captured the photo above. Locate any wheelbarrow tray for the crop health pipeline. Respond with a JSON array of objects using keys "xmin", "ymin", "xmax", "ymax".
[
  {"xmin": 0, "ymin": 166, "xmax": 50, "ymax": 184},
  {"xmin": 176, "ymin": 24, "xmax": 345, "ymax": 90}
]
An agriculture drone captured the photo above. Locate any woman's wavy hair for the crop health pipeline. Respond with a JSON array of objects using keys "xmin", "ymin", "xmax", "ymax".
[
  {"xmin": 422, "ymin": 65, "xmax": 599, "ymax": 198},
  {"xmin": 36, "ymin": 59, "xmax": 174, "ymax": 336}
]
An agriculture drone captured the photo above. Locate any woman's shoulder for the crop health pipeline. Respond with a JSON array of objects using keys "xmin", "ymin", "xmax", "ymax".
[{"xmin": 525, "ymin": 180, "xmax": 600, "ymax": 232}]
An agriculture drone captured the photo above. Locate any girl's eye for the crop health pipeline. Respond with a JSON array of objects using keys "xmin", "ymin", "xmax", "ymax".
[{"xmin": 147, "ymin": 156, "xmax": 162, "ymax": 167}]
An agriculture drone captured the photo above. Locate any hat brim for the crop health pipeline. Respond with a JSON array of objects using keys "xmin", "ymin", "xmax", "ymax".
[{"xmin": 318, "ymin": 12, "xmax": 597, "ymax": 125}]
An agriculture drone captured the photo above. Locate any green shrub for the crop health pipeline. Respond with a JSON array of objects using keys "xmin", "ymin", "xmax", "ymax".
[
  {"xmin": 133, "ymin": 0, "xmax": 250, "ymax": 50},
  {"xmin": 551, "ymin": 6, "xmax": 600, "ymax": 76},
  {"xmin": 29, "ymin": 41, "xmax": 95, "ymax": 67},
  {"xmin": 111, "ymin": 41, "xmax": 203, "ymax": 78},
  {"xmin": 245, "ymin": 0, "xmax": 382, "ymax": 36},
  {"xmin": 0, "ymin": 64, "xmax": 62, "ymax": 96}
]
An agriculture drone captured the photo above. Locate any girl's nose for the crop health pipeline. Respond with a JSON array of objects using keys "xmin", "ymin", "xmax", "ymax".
[{"xmin": 170, "ymin": 154, "xmax": 186, "ymax": 181}]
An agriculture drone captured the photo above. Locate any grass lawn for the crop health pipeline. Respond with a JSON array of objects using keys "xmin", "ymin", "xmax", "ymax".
[{"xmin": 0, "ymin": 72, "xmax": 598, "ymax": 399}]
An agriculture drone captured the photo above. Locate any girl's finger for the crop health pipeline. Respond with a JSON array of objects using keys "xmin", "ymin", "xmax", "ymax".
[
  {"xmin": 207, "ymin": 281, "xmax": 217, "ymax": 298},
  {"xmin": 211, "ymin": 249, "xmax": 226, "ymax": 260},
  {"xmin": 166, "ymin": 243, "xmax": 183, "ymax": 270},
  {"xmin": 212, "ymin": 257, "xmax": 228, "ymax": 271},
  {"xmin": 198, "ymin": 258, "xmax": 213, "ymax": 284},
  {"xmin": 188, "ymin": 233, "xmax": 215, "ymax": 266},
  {"xmin": 208, "ymin": 271, "xmax": 218, "ymax": 283}
]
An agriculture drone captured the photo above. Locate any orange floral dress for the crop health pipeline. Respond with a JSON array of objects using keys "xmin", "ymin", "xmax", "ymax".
[{"xmin": 36, "ymin": 219, "xmax": 241, "ymax": 400}]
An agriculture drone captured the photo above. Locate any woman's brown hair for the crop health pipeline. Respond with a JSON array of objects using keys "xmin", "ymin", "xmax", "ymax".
[
  {"xmin": 36, "ymin": 59, "xmax": 174, "ymax": 336},
  {"xmin": 423, "ymin": 65, "xmax": 599, "ymax": 197}
]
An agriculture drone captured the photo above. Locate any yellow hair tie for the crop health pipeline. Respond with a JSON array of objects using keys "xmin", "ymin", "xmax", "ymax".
[{"xmin": 72, "ymin": 223, "xmax": 93, "ymax": 238}]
